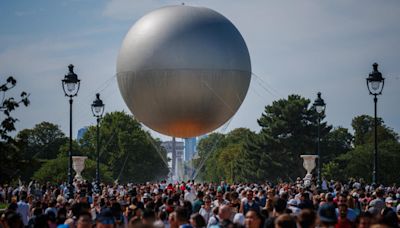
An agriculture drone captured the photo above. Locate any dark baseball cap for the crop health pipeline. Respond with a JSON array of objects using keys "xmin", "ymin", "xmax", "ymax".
[
  {"xmin": 318, "ymin": 203, "xmax": 337, "ymax": 224},
  {"xmin": 97, "ymin": 208, "xmax": 115, "ymax": 224}
]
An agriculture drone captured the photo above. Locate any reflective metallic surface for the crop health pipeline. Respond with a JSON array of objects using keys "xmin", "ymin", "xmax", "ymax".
[{"xmin": 117, "ymin": 5, "xmax": 251, "ymax": 138}]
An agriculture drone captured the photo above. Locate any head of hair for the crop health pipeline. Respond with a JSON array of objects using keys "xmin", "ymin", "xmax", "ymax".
[
  {"xmin": 376, "ymin": 188, "xmax": 384, "ymax": 197},
  {"xmin": 46, "ymin": 211, "xmax": 56, "ymax": 223},
  {"xmin": 5, "ymin": 211, "xmax": 24, "ymax": 228},
  {"xmin": 298, "ymin": 209, "xmax": 316, "ymax": 228},
  {"xmin": 197, "ymin": 191, "xmax": 204, "ymax": 198},
  {"xmin": 355, "ymin": 211, "xmax": 373, "ymax": 225},
  {"xmin": 275, "ymin": 214, "xmax": 296, "ymax": 228},
  {"xmin": 33, "ymin": 207, "xmax": 43, "ymax": 216},
  {"xmin": 33, "ymin": 214, "xmax": 48, "ymax": 228},
  {"xmin": 246, "ymin": 208, "xmax": 265, "ymax": 226},
  {"xmin": 212, "ymin": 206, "xmax": 219, "ymax": 215},
  {"xmin": 280, "ymin": 192, "xmax": 288, "ymax": 200},
  {"xmin": 380, "ymin": 208, "xmax": 398, "ymax": 228},
  {"xmin": 301, "ymin": 192, "xmax": 310, "ymax": 200},
  {"xmin": 158, "ymin": 210, "xmax": 168, "ymax": 221},
  {"xmin": 19, "ymin": 191, "xmax": 27, "ymax": 201},
  {"xmin": 190, "ymin": 213, "xmax": 206, "ymax": 228},
  {"xmin": 49, "ymin": 199, "xmax": 57, "ymax": 207},
  {"xmin": 273, "ymin": 198, "xmax": 287, "ymax": 213},
  {"xmin": 142, "ymin": 209, "xmax": 156, "ymax": 221},
  {"xmin": 175, "ymin": 206, "xmax": 190, "ymax": 223},
  {"xmin": 7, "ymin": 202, "xmax": 18, "ymax": 211}
]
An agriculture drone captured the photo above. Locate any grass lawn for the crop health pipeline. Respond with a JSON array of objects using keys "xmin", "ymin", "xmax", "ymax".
[{"xmin": 0, "ymin": 203, "xmax": 7, "ymax": 209}]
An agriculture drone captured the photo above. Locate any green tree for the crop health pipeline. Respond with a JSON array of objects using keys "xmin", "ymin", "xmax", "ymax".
[
  {"xmin": 321, "ymin": 127, "xmax": 353, "ymax": 163},
  {"xmin": 336, "ymin": 140, "xmax": 400, "ymax": 184},
  {"xmin": 352, "ymin": 115, "xmax": 398, "ymax": 146},
  {"xmin": 33, "ymin": 154, "xmax": 112, "ymax": 184},
  {"xmin": 0, "ymin": 76, "xmax": 30, "ymax": 184},
  {"xmin": 193, "ymin": 133, "xmax": 225, "ymax": 181},
  {"xmin": 326, "ymin": 115, "xmax": 400, "ymax": 184},
  {"xmin": 195, "ymin": 128, "xmax": 257, "ymax": 183},
  {"xmin": 79, "ymin": 111, "xmax": 169, "ymax": 183},
  {"xmin": 250, "ymin": 94, "xmax": 332, "ymax": 181},
  {"xmin": 322, "ymin": 161, "xmax": 343, "ymax": 181},
  {"xmin": 16, "ymin": 122, "xmax": 67, "ymax": 160}
]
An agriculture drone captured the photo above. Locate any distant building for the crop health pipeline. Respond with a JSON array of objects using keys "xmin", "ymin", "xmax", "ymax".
[
  {"xmin": 184, "ymin": 137, "xmax": 197, "ymax": 161},
  {"xmin": 77, "ymin": 127, "xmax": 88, "ymax": 141},
  {"xmin": 161, "ymin": 139, "xmax": 184, "ymax": 180}
]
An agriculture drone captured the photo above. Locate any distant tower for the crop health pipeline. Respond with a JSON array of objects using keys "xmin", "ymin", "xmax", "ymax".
[
  {"xmin": 184, "ymin": 137, "xmax": 197, "ymax": 161},
  {"xmin": 77, "ymin": 127, "xmax": 88, "ymax": 141}
]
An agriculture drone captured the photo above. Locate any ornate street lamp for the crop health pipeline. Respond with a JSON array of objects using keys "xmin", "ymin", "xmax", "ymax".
[
  {"xmin": 91, "ymin": 93, "xmax": 105, "ymax": 193},
  {"xmin": 313, "ymin": 92, "xmax": 326, "ymax": 187},
  {"xmin": 366, "ymin": 63, "xmax": 385, "ymax": 185},
  {"xmin": 61, "ymin": 64, "xmax": 80, "ymax": 199}
]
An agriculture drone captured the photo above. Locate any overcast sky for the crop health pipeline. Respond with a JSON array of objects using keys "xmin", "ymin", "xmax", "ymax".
[{"xmin": 1, "ymin": 0, "xmax": 399, "ymax": 142}]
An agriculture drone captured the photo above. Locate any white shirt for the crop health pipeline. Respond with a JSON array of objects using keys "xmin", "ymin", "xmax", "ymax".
[
  {"xmin": 17, "ymin": 200, "xmax": 30, "ymax": 226},
  {"xmin": 184, "ymin": 191, "xmax": 196, "ymax": 204},
  {"xmin": 213, "ymin": 199, "xmax": 228, "ymax": 208},
  {"xmin": 207, "ymin": 215, "xmax": 219, "ymax": 228},
  {"xmin": 199, "ymin": 207, "xmax": 213, "ymax": 225}
]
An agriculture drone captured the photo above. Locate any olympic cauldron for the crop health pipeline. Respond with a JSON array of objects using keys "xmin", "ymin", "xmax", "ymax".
[{"xmin": 117, "ymin": 5, "xmax": 251, "ymax": 138}]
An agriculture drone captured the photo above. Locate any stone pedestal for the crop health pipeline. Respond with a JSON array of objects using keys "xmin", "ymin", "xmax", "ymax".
[
  {"xmin": 300, "ymin": 155, "xmax": 318, "ymax": 187},
  {"xmin": 72, "ymin": 156, "xmax": 88, "ymax": 181}
]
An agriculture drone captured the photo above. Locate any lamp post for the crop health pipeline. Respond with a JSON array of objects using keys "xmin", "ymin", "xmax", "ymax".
[
  {"xmin": 91, "ymin": 93, "xmax": 105, "ymax": 193},
  {"xmin": 366, "ymin": 63, "xmax": 385, "ymax": 185},
  {"xmin": 61, "ymin": 64, "xmax": 80, "ymax": 199},
  {"xmin": 313, "ymin": 92, "xmax": 326, "ymax": 187}
]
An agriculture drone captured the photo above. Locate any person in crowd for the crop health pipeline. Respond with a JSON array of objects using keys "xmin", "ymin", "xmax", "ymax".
[
  {"xmin": 297, "ymin": 209, "xmax": 316, "ymax": 228},
  {"xmin": 213, "ymin": 191, "xmax": 228, "ymax": 208},
  {"xmin": 16, "ymin": 191, "xmax": 30, "ymax": 227},
  {"xmin": 336, "ymin": 193, "xmax": 357, "ymax": 223},
  {"xmin": 317, "ymin": 203, "xmax": 338, "ymax": 228},
  {"xmin": 336, "ymin": 202, "xmax": 353, "ymax": 228},
  {"xmin": 244, "ymin": 208, "xmax": 264, "ymax": 228},
  {"xmin": 190, "ymin": 213, "xmax": 206, "ymax": 228},
  {"xmin": 174, "ymin": 206, "xmax": 192, "ymax": 228},
  {"xmin": 184, "ymin": 187, "xmax": 196, "ymax": 205},
  {"xmin": 192, "ymin": 191, "xmax": 204, "ymax": 214},
  {"xmin": 96, "ymin": 208, "xmax": 116, "ymax": 228},
  {"xmin": 241, "ymin": 190, "xmax": 261, "ymax": 215},
  {"xmin": 298, "ymin": 192, "xmax": 313, "ymax": 210},
  {"xmin": 274, "ymin": 214, "xmax": 296, "ymax": 228},
  {"xmin": 368, "ymin": 188, "xmax": 385, "ymax": 215},
  {"xmin": 199, "ymin": 196, "xmax": 213, "ymax": 224},
  {"xmin": 3, "ymin": 210, "xmax": 25, "ymax": 228},
  {"xmin": 355, "ymin": 211, "xmax": 373, "ymax": 228},
  {"xmin": 1, "ymin": 178, "xmax": 399, "ymax": 228},
  {"xmin": 264, "ymin": 198, "xmax": 287, "ymax": 228},
  {"xmin": 287, "ymin": 199, "xmax": 300, "ymax": 216}
]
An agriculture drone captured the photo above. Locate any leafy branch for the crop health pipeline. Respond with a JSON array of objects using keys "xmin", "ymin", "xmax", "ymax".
[{"xmin": 0, "ymin": 76, "xmax": 30, "ymax": 142}]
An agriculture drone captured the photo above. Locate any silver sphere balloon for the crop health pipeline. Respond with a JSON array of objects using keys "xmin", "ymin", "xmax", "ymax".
[{"xmin": 117, "ymin": 5, "xmax": 251, "ymax": 138}]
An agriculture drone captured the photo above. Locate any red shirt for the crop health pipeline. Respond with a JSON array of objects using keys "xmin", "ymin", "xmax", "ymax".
[{"xmin": 335, "ymin": 218, "xmax": 353, "ymax": 228}]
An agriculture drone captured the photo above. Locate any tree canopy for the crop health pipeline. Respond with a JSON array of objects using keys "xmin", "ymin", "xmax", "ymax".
[
  {"xmin": 0, "ymin": 76, "xmax": 30, "ymax": 183},
  {"xmin": 79, "ymin": 111, "xmax": 169, "ymax": 183},
  {"xmin": 16, "ymin": 122, "xmax": 67, "ymax": 160},
  {"xmin": 195, "ymin": 95, "xmax": 400, "ymax": 185}
]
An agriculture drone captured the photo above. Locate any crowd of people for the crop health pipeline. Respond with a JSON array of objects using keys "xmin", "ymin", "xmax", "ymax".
[{"xmin": 0, "ymin": 178, "xmax": 399, "ymax": 228}]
